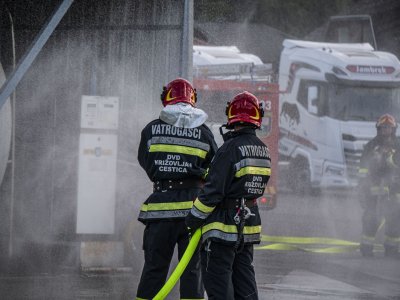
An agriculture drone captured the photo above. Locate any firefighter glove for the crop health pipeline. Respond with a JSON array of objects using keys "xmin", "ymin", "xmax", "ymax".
[
  {"xmin": 185, "ymin": 212, "xmax": 204, "ymax": 235},
  {"xmin": 186, "ymin": 227, "xmax": 197, "ymax": 239}
]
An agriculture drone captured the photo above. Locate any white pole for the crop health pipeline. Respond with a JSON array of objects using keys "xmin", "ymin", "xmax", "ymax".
[{"xmin": 180, "ymin": 0, "xmax": 193, "ymax": 81}]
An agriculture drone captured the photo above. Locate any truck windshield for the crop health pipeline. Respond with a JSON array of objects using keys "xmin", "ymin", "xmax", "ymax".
[{"xmin": 327, "ymin": 84, "xmax": 400, "ymax": 121}]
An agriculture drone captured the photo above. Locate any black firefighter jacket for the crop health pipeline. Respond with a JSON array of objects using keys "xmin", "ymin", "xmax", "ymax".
[
  {"xmin": 137, "ymin": 119, "xmax": 217, "ymax": 223},
  {"xmin": 186, "ymin": 128, "xmax": 271, "ymax": 245},
  {"xmin": 358, "ymin": 136, "xmax": 400, "ymax": 197}
]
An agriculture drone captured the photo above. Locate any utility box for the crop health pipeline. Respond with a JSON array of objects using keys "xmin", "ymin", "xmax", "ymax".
[{"xmin": 76, "ymin": 96, "xmax": 119, "ymax": 234}]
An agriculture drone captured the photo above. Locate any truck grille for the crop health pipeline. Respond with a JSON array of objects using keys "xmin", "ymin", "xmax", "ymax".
[
  {"xmin": 343, "ymin": 147, "xmax": 363, "ymax": 180},
  {"xmin": 342, "ymin": 133, "xmax": 370, "ymax": 185}
]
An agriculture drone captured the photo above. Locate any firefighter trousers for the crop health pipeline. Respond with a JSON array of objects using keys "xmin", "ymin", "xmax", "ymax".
[
  {"xmin": 201, "ymin": 240, "xmax": 258, "ymax": 300},
  {"xmin": 136, "ymin": 220, "xmax": 204, "ymax": 299},
  {"xmin": 361, "ymin": 196, "xmax": 383, "ymax": 240},
  {"xmin": 361, "ymin": 196, "xmax": 400, "ymax": 250}
]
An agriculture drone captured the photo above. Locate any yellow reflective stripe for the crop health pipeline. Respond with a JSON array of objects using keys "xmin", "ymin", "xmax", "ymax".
[
  {"xmin": 202, "ymin": 167, "xmax": 209, "ymax": 179},
  {"xmin": 202, "ymin": 222, "xmax": 261, "ymax": 234},
  {"xmin": 377, "ymin": 219, "xmax": 385, "ymax": 232},
  {"xmin": 370, "ymin": 186, "xmax": 389, "ymax": 194},
  {"xmin": 244, "ymin": 225, "xmax": 262, "ymax": 234},
  {"xmin": 261, "ymin": 234, "xmax": 358, "ymax": 246},
  {"xmin": 203, "ymin": 222, "xmax": 236, "ymax": 234},
  {"xmin": 386, "ymin": 153, "xmax": 398, "ymax": 168},
  {"xmin": 385, "ymin": 236, "xmax": 400, "ymax": 243},
  {"xmin": 140, "ymin": 201, "xmax": 193, "ymax": 212},
  {"xmin": 193, "ymin": 198, "xmax": 214, "ymax": 213},
  {"xmin": 256, "ymin": 234, "xmax": 392, "ymax": 254},
  {"xmin": 149, "ymin": 144, "xmax": 207, "ymax": 158},
  {"xmin": 235, "ymin": 166, "xmax": 271, "ymax": 178},
  {"xmin": 140, "ymin": 203, "xmax": 148, "ymax": 212},
  {"xmin": 255, "ymin": 243, "xmax": 360, "ymax": 253},
  {"xmin": 358, "ymin": 168, "xmax": 368, "ymax": 174}
]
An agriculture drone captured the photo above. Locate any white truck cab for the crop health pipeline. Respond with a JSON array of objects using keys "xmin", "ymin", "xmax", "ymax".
[{"xmin": 278, "ymin": 39, "xmax": 400, "ymax": 192}]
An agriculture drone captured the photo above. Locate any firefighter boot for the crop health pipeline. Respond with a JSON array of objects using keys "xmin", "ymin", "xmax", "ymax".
[
  {"xmin": 360, "ymin": 243, "xmax": 373, "ymax": 257},
  {"xmin": 384, "ymin": 245, "xmax": 399, "ymax": 258}
]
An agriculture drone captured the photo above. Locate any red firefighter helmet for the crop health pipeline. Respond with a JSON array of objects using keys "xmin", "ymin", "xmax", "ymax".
[
  {"xmin": 160, "ymin": 78, "xmax": 197, "ymax": 107},
  {"xmin": 225, "ymin": 91, "xmax": 264, "ymax": 129},
  {"xmin": 376, "ymin": 114, "xmax": 397, "ymax": 135}
]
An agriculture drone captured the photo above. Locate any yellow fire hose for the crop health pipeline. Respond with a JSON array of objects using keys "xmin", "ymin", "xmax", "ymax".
[{"xmin": 153, "ymin": 228, "xmax": 202, "ymax": 300}]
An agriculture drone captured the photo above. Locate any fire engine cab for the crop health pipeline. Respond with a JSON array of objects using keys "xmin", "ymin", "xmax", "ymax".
[{"xmin": 193, "ymin": 45, "xmax": 279, "ymax": 209}]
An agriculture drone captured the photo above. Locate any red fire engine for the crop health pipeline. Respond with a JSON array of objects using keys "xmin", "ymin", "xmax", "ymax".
[{"xmin": 193, "ymin": 45, "xmax": 279, "ymax": 209}]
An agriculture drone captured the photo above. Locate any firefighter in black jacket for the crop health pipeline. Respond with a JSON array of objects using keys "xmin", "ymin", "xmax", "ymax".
[
  {"xmin": 186, "ymin": 91, "xmax": 271, "ymax": 300},
  {"xmin": 358, "ymin": 114, "xmax": 400, "ymax": 257},
  {"xmin": 136, "ymin": 78, "xmax": 217, "ymax": 299}
]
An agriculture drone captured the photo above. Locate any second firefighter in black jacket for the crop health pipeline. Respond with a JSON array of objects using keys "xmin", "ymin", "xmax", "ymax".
[
  {"xmin": 186, "ymin": 91, "xmax": 271, "ymax": 300},
  {"xmin": 188, "ymin": 129, "xmax": 270, "ymax": 243}
]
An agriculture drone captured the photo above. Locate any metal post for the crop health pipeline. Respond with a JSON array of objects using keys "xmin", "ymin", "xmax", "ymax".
[
  {"xmin": 180, "ymin": 0, "xmax": 193, "ymax": 81},
  {"xmin": 7, "ymin": 5, "xmax": 16, "ymax": 259},
  {"xmin": 0, "ymin": 0, "xmax": 74, "ymax": 111}
]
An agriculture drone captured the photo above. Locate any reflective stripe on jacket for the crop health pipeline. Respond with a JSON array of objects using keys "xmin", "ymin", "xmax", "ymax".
[
  {"xmin": 188, "ymin": 128, "xmax": 271, "ymax": 245},
  {"xmin": 137, "ymin": 119, "xmax": 217, "ymax": 223}
]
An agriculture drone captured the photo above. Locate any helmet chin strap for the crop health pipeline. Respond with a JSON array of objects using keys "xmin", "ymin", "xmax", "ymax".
[
  {"xmin": 219, "ymin": 124, "xmax": 250, "ymax": 142},
  {"xmin": 220, "ymin": 123, "xmax": 259, "ymax": 141},
  {"xmin": 219, "ymin": 124, "xmax": 227, "ymax": 136},
  {"xmin": 219, "ymin": 124, "xmax": 233, "ymax": 142}
]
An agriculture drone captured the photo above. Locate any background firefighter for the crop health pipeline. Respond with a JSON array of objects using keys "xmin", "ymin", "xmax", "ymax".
[
  {"xmin": 186, "ymin": 91, "xmax": 271, "ymax": 300},
  {"xmin": 358, "ymin": 114, "xmax": 400, "ymax": 257},
  {"xmin": 136, "ymin": 78, "xmax": 217, "ymax": 299}
]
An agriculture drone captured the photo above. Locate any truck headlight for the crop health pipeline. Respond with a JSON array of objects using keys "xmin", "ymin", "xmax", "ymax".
[{"xmin": 325, "ymin": 165, "xmax": 344, "ymax": 176}]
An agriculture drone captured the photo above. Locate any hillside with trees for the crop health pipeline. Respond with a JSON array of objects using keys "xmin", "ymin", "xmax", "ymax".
[{"xmin": 194, "ymin": 0, "xmax": 400, "ymax": 59}]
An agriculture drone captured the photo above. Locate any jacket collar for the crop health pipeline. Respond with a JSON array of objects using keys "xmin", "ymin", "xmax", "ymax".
[{"xmin": 221, "ymin": 126, "xmax": 256, "ymax": 142}]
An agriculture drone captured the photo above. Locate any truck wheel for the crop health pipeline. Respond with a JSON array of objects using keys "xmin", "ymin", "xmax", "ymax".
[{"xmin": 288, "ymin": 157, "xmax": 312, "ymax": 195}]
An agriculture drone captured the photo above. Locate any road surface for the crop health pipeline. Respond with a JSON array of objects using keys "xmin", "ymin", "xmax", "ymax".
[{"xmin": 1, "ymin": 190, "xmax": 399, "ymax": 299}]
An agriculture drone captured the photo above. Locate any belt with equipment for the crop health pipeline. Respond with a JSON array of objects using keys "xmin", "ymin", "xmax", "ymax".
[
  {"xmin": 220, "ymin": 198, "xmax": 257, "ymax": 252},
  {"xmin": 153, "ymin": 178, "xmax": 204, "ymax": 192},
  {"xmin": 219, "ymin": 198, "xmax": 257, "ymax": 209}
]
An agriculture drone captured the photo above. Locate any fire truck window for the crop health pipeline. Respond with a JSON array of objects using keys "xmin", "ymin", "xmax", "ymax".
[
  {"xmin": 258, "ymin": 110, "xmax": 272, "ymax": 137},
  {"xmin": 328, "ymin": 85, "xmax": 400, "ymax": 121},
  {"xmin": 297, "ymin": 81, "xmax": 308, "ymax": 109},
  {"xmin": 298, "ymin": 80, "xmax": 328, "ymax": 116}
]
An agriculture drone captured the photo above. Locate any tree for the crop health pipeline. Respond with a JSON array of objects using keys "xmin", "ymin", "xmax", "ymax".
[{"xmin": 194, "ymin": 0, "xmax": 352, "ymax": 38}]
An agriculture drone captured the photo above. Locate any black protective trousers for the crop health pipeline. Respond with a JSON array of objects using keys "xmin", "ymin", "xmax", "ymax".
[
  {"xmin": 136, "ymin": 220, "xmax": 204, "ymax": 299},
  {"xmin": 362, "ymin": 196, "xmax": 385, "ymax": 239},
  {"xmin": 361, "ymin": 195, "xmax": 400, "ymax": 249},
  {"xmin": 201, "ymin": 241, "xmax": 258, "ymax": 300}
]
